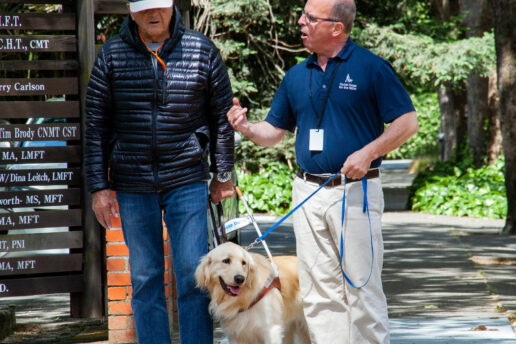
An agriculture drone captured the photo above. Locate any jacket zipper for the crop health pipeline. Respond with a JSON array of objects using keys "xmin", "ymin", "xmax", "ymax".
[{"xmin": 151, "ymin": 55, "xmax": 160, "ymax": 192}]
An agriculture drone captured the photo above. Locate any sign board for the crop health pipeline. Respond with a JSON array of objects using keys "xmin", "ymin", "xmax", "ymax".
[
  {"xmin": 0, "ymin": 101, "xmax": 80, "ymax": 119},
  {"xmin": 0, "ymin": 189, "xmax": 81, "ymax": 207},
  {"xmin": 0, "ymin": 254, "xmax": 82, "ymax": 276},
  {"xmin": 0, "ymin": 0, "xmax": 72, "ymax": 4},
  {"xmin": 0, "ymin": 2, "xmax": 84, "ymax": 300},
  {"xmin": 0, "ymin": 168, "xmax": 81, "ymax": 187},
  {"xmin": 0, "ymin": 35, "xmax": 76, "ymax": 52},
  {"xmin": 0, "ymin": 232, "xmax": 82, "ymax": 253},
  {"xmin": 0, "ymin": 78, "xmax": 78, "ymax": 96},
  {"xmin": 0, "ymin": 147, "xmax": 81, "ymax": 163},
  {"xmin": 0, "ymin": 60, "xmax": 78, "ymax": 71},
  {"xmin": 0, "ymin": 275, "xmax": 83, "ymax": 298},
  {"xmin": 0, "ymin": 13, "xmax": 76, "ymax": 30},
  {"xmin": 0, "ymin": 123, "xmax": 80, "ymax": 141},
  {"xmin": 0, "ymin": 209, "xmax": 81, "ymax": 231}
]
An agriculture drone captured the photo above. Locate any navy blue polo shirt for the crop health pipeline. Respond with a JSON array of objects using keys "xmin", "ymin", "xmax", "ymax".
[{"xmin": 265, "ymin": 38, "xmax": 415, "ymax": 174}]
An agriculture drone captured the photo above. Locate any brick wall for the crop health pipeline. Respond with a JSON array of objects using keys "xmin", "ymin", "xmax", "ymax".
[{"xmin": 105, "ymin": 196, "xmax": 177, "ymax": 343}]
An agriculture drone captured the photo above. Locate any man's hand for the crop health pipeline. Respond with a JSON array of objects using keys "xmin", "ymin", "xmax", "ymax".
[
  {"xmin": 341, "ymin": 148, "xmax": 374, "ymax": 180},
  {"xmin": 92, "ymin": 189, "xmax": 118, "ymax": 229},
  {"xmin": 209, "ymin": 179, "xmax": 235, "ymax": 204},
  {"xmin": 227, "ymin": 98, "xmax": 249, "ymax": 135}
]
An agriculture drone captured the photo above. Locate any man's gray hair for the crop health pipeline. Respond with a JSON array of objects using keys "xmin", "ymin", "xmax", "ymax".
[{"xmin": 331, "ymin": 0, "xmax": 356, "ymax": 33}]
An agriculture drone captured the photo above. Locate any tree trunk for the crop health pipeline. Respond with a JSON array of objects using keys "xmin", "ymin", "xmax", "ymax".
[
  {"xmin": 432, "ymin": 0, "xmax": 461, "ymax": 22},
  {"xmin": 436, "ymin": 85, "xmax": 467, "ymax": 161},
  {"xmin": 433, "ymin": 0, "xmax": 464, "ymax": 162},
  {"xmin": 437, "ymin": 86, "xmax": 456, "ymax": 161},
  {"xmin": 454, "ymin": 88, "xmax": 468, "ymax": 157},
  {"xmin": 490, "ymin": 0, "xmax": 516, "ymax": 234},
  {"xmin": 486, "ymin": 71, "xmax": 502, "ymax": 165},
  {"xmin": 462, "ymin": 0, "xmax": 492, "ymax": 167},
  {"xmin": 466, "ymin": 75, "xmax": 489, "ymax": 167}
]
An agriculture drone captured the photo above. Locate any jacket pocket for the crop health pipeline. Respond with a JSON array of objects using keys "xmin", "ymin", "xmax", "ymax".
[
  {"xmin": 191, "ymin": 129, "xmax": 210, "ymax": 161},
  {"xmin": 108, "ymin": 137, "xmax": 120, "ymax": 166}
]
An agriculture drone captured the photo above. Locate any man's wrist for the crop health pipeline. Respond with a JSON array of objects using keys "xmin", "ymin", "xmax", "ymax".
[
  {"xmin": 241, "ymin": 122, "xmax": 252, "ymax": 139},
  {"xmin": 215, "ymin": 171, "xmax": 231, "ymax": 183}
]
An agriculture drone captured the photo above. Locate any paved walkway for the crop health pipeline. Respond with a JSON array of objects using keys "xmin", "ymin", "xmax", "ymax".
[
  {"xmin": 237, "ymin": 212, "xmax": 515, "ymax": 343},
  {"xmin": 1, "ymin": 212, "xmax": 514, "ymax": 343}
]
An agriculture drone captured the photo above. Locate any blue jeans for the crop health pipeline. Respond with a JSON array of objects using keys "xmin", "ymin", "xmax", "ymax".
[{"xmin": 116, "ymin": 182, "xmax": 213, "ymax": 344}]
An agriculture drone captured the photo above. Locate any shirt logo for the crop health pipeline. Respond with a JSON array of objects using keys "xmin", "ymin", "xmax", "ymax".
[{"xmin": 339, "ymin": 74, "xmax": 357, "ymax": 91}]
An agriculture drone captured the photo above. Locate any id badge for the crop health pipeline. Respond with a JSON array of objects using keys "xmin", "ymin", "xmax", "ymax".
[{"xmin": 309, "ymin": 129, "xmax": 324, "ymax": 151}]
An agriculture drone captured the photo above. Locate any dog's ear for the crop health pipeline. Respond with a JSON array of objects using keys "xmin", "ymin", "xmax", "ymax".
[{"xmin": 195, "ymin": 254, "xmax": 212, "ymax": 289}]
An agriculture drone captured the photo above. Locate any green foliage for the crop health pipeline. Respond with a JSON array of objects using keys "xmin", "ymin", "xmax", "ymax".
[
  {"xmin": 356, "ymin": 0, "xmax": 465, "ymax": 41},
  {"xmin": 193, "ymin": 0, "xmax": 307, "ymax": 108},
  {"xmin": 95, "ymin": 15, "xmax": 125, "ymax": 43},
  {"xmin": 237, "ymin": 162, "xmax": 296, "ymax": 214},
  {"xmin": 409, "ymin": 155, "xmax": 506, "ymax": 219},
  {"xmin": 353, "ymin": 24, "xmax": 495, "ymax": 90},
  {"xmin": 387, "ymin": 92, "xmax": 440, "ymax": 159},
  {"xmin": 237, "ymin": 133, "xmax": 296, "ymax": 173},
  {"xmin": 235, "ymin": 106, "xmax": 296, "ymax": 171},
  {"xmin": 193, "ymin": 0, "xmax": 496, "ymax": 170}
]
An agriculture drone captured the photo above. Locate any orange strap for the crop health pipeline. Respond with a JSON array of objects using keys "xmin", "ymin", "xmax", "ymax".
[{"xmin": 139, "ymin": 31, "xmax": 167, "ymax": 71}]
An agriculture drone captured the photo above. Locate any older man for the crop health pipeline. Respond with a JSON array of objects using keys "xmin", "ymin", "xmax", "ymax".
[
  {"xmin": 85, "ymin": 0, "xmax": 234, "ymax": 343},
  {"xmin": 227, "ymin": 0, "xmax": 418, "ymax": 342}
]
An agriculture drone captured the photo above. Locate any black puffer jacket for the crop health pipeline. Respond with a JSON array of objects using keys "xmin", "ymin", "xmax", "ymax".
[{"xmin": 85, "ymin": 7, "xmax": 234, "ymax": 194}]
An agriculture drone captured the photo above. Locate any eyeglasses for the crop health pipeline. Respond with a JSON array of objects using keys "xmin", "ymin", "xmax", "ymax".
[{"xmin": 301, "ymin": 9, "xmax": 340, "ymax": 24}]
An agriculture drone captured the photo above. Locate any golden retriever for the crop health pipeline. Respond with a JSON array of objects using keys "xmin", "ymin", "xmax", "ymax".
[{"xmin": 195, "ymin": 242, "xmax": 310, "ymax": 344}]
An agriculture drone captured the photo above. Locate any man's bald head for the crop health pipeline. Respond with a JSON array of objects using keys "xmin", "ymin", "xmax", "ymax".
[{"xmin": 330, "ymin": 0, "xmax": 356, "ymax": 33}]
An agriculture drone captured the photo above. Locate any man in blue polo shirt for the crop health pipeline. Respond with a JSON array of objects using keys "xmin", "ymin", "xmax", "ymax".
[{"xmin": 227, "ymin": 0, "xmax": 418, "ymax": 342}]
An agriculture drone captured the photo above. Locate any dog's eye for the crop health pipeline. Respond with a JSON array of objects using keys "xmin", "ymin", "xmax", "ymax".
[
  {"xmin": 242, "ymin": 260, "xmax": 247, "ymax": 266},
  {"xmin": 223, "ymin": 258, "xmax": 231, "ymax": 264}
]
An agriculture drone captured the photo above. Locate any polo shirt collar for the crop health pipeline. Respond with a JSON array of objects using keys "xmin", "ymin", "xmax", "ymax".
[{"xmin": 307, "ymin": 37, "xmax": 356, "ymax": 67}]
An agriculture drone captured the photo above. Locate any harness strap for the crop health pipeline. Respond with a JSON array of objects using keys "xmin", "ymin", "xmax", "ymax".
[{"xmin": 239, "ymin": 275, "xmax": 281, "ymax": 312}]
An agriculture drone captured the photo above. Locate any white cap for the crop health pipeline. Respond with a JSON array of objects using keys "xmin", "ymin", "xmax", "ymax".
[{"xmin": 129, "ymin": 0, "xmax": 173, "ymax": 13}]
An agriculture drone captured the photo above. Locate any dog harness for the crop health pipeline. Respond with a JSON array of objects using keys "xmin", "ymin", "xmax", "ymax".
[{"xmin": 239, "ymin": 274, "xmax": 281, "ymax": 312}]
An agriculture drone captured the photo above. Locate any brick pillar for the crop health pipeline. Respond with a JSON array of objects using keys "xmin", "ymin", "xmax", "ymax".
[{"xmin": 105, "ymin": 194, "xmax": 176, "ymax": 343}]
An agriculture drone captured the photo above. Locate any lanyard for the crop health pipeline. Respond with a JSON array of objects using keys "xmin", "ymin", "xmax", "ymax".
[
  {"xmin": 309, "ymin": 60, "xmax": 342, "ymax": 129},
  {"xmin": 139, "ymin": 31, "xmax": 168, "ymax": 71}
]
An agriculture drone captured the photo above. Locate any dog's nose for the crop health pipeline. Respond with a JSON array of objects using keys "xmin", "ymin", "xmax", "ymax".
[{"xmin": 234, "ymin": 275, "xmax": 245, "ymax": 285}]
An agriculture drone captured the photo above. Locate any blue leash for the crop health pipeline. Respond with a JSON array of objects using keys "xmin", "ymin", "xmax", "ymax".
[
  {"xmin": 253, "ymin": 171, "xmax": 374, "ymax": 289},
  {"xmin": 339, "ymin": 176, "xmax": 374, "ymax": 289},
  {"xmin": 256, "ymin": 171, "xmax": 341, "ymax": 242}
]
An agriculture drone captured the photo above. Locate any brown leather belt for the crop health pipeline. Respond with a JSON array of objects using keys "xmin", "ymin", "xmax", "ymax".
[{"xmin": 297, "ymin": 168, "xmax": 379, "ymax": 187}]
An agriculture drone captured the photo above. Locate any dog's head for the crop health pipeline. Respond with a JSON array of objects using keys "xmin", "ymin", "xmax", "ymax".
[{"xmin": 195, "ymin": 242, "xmax": 256, "ymax": 299}]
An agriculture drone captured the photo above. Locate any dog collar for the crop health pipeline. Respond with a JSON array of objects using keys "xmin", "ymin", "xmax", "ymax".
[{"xmin": 239, "ymin": 274, "xmax": 281, "ymax": 312}]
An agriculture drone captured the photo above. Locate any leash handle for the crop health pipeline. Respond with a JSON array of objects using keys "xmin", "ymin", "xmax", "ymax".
[
  {"xmin": 217, "ymin": 203, "xmax": 227, "ymax": 242},
  {"xmin": 208, "ymin": 200, "xmax": 221, "ymax": 247},
  {"xmin": 339, "ymin": 176, "xmax": 374, "ymax": 289}
]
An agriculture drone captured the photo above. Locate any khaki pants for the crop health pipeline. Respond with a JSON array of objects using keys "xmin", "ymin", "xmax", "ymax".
[{"xmin": 292, "ymin": 176, "xmax": 389, "ymax": 344}]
